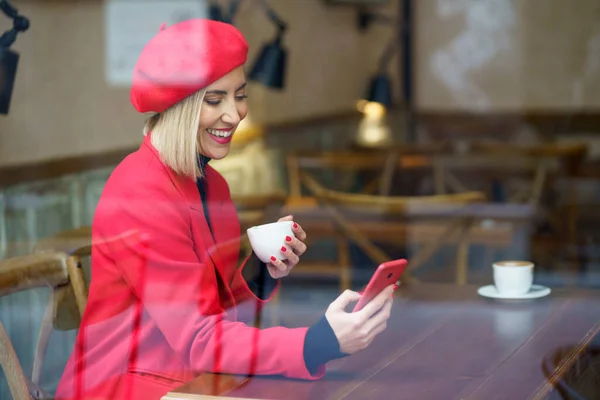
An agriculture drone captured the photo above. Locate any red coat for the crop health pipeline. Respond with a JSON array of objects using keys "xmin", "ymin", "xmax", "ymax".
[{"xmin": 55, "ymin": 135, "xmax": 323, "ymax": 400}]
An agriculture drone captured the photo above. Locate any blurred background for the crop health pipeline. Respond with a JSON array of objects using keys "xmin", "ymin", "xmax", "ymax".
[{"xmin": 1, "ymin": 0, "xmax": 600, "ymax": 398}]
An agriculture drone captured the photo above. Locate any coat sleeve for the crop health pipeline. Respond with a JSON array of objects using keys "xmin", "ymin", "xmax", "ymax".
[
  {"xmin": 231, "ymin": 253, "xmax": 279, "ymax": 302},
  {"xmin": 98, "ymin": 183, "xmax": 324, "ymax": 380}
]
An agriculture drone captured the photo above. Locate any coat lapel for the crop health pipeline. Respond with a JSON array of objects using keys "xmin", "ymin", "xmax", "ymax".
[
  {"xmin": 202, "ymin": 166, "xmax": 241, "ymax": 275},
  {"xmin": 188, "ymin": 203, "xmax": 227, "ymax": 277},
  {"xmin": 141, "ymin": 136, "xmax": 232, "ymax": 285}
]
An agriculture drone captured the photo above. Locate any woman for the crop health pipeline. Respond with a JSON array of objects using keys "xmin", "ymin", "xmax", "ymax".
[{"xmin": 55, "ymin": 19, "xmax": 395, "ymax": 400}]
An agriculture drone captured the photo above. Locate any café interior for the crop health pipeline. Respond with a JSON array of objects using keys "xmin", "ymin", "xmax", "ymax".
[{"xmin": 1, "ymin": 0, "xmax": 600, "ymax": 399}]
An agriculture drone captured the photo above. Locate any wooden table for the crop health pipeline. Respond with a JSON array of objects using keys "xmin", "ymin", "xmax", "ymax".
[
  {"xmin": 163, "ymin": 283, "xmax": 600, "ymax": 400},
  {"xmin": 284, "ymin": 197, "xmax": 536, "ymax": 285}
]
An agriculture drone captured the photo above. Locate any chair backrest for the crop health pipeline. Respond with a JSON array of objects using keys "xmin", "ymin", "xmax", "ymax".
[
  {"xmin": 300, "ymin": 171, "xmax": 486, "ymax": 215},
  {"xmin": 33, "ymin": 226, "xmax": 92, "ymax": 331},
  {"xmin": 29, "ymin": 228, "xmax": 93, "ymax": 393},
  {"xmin": 286, "ymin": 150, "xmax": 396, "ymax": 197},
  {"xmin": 470, "ymin": 140, "xmax": 588, "ymax": 159},
  {"xmin": 0, "ymin": 251, "xmax": 70, "ymax": 400},
  {"xmin": 298, "ymin": 171, "xmax": 487, "ymax": 277},
  {"xmin": 431, "ymin": 154, "xmax": 553, "ymax": 207},
  {"xmin": 0, "ymin": 252, "xmax": 69, "ymax": 297}
]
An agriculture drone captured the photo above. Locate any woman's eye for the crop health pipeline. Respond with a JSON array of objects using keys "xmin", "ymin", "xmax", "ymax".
[
  {"xmin": 205, "ymin": 99, "xmax": 221, "ymax": 106},
  {"xmin": 235, "ymin": 94, "xmax": 248, "ymax": 101}
]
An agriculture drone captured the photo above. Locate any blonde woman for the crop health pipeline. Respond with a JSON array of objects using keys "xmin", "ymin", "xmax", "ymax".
[{"xmin": 55, "ymin": 19, "xmax": 395, "ymax": 400}]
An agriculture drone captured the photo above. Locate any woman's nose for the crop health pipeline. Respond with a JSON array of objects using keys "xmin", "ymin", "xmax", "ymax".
[{"xmin": 221, "ymin": 103, "xmax": 241, "ymax": 125}]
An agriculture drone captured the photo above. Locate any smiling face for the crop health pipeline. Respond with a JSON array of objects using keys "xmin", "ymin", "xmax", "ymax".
[{"xmin": 197, "ymin": 66, "xmax": 248, "ymax": 160}]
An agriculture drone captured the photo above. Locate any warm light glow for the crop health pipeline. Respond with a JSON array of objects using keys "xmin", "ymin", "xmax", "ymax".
[
  {"xmin": 237, "ymin": 113, "xmax": 253, "ymax": 132},
  {"xmin": 232, "ymin": 112, "xmax": 264, "ymax": 145},
  {"xmin": 356, "ymin": 99, "xmax": 369, "ymax": 113},
  {"xmin": 356, "ymin": 100, "xmax": 387, "ymax": 117},
  {"xmin": 362, "ymin": 101, "xmax": 386, "ymax": 118},
  {"xmin": 355, "ymin": 101, "xmax": 392, "ymax": 148}
]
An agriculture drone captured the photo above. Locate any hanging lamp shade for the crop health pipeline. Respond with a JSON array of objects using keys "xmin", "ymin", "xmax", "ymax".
[
  {"xmin": 249, "ymin": 33, "xmax": 287, "ymax": 89},
  {"xmin": 365, "ymin": 73, "xmax": 393, "ymax": 107}
]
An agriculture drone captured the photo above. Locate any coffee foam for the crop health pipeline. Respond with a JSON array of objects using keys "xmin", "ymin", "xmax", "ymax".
[{"xmin": 494, "ymin": 260, "xmax": 533, "ymax": 267}]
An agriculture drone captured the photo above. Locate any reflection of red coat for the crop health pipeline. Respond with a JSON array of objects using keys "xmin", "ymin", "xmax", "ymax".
[{"xmin": 55, "ymin": 135, "xmax": 323, "ymax": 400}]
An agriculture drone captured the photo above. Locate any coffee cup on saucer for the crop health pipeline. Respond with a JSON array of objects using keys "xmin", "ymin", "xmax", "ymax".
[
  {"xmin": 493, "ymin": 260, "xmax": 534, "ymax": 296},
  {"xmin": 247, "ymin": 221, "xmax": 295, "ymax": 263}
]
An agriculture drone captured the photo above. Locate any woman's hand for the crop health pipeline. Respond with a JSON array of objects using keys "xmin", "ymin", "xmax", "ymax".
[
  {"xmin": 266, "ymin": 215, "xmax": 307, "ymax": 279},
  {"xmin": 325, "ymin": 285, "xmax": 396, "ymax": 354}
]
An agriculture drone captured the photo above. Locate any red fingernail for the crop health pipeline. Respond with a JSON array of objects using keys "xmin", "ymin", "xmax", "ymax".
[
  {"xmin": 280, "ymin": 246, "xmax": 287, "ymax": 252},
  {"xmin": 270, "ymin": 256, "xmax": 277, "ymax": 262},
  {"xmin": 393, "ymin": 284, "xmax": 399, "ymax": 291},
  {"xmin": 285, "ymin": 236, "xmax": 292, "ymax": 242},
  {"xmin": 293, "ymin": 222, "xmax": 298, "ymax": 229}
]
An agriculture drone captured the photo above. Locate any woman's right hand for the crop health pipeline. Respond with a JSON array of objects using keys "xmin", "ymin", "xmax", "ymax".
[{"xmin": 325, "ymin": 285, "xmax": 395, "ymax": 355}]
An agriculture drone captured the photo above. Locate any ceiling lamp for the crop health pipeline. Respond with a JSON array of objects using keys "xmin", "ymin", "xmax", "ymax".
[
  {"xmin": 358, "ymin": 7, "xmax": 397, "ymax": 108},
  {"xmin": 0, "ymin": 0, "xmax": 30, "ymax": 115},
  {"xmin": 248, "ymin": 0, "xmax": 288, "ymax": 90},
  {"xmin": 208, "ymin": 0, "xmax": 288, "ymax": 90}
]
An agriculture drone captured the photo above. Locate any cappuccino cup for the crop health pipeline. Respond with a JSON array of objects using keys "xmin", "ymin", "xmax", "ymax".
[
  {"xmin": 247, "ymin": 221, "xmax": 295, "ymax": 264},
  {"xmin": 493, "ymin": 260, "xmax": 534, "ymax": 296}
]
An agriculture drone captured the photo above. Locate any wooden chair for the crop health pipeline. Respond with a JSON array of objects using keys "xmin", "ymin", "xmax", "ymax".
[
  {"xmin": 284, "ymin": 151, "xmax": 392, "ymax": 290},
  {"xmin": 470, "ymin": 140, "xmax": 588, "ymax": 172},
  {"xmin": 284, "ymin": 150, "xmax": 484, "ymax": 288},
  {"xmin": 297, "ymin": 171, "xmax": 488, "ymax": 285},
  {"xmin": 30, "ymin": 194, "xmax": 282, "ymax": 347},
  {"xmin": 0, "ymin": 251, "xmax": 71, "ymax": 400},
  {"xmin": 431, "ymin": 153, "xmax": 566, "ymax": 277},
  {"xmin": 29, "ymin": 227, "xmax": 92, "ymax": 393},
  {"xmin": 0, "ymin": 319, "xmax": 31, "ymax": 400},
  {"xmin": 469, "ymin": 141, "xmax": 591, "ymax": 274},
  {"xmin": 432, "ymin": 154, "xmax": 553, "ymax": 207},
  {"xmin": 29, "ymin": 208, "xmax": 278, "ymax": 382},
  {"xmin": 3, "ymin": 228, "xmax": 142, "ymax": 399},
  {"xmin": 286, "ymin": 150, "xmax": 399, "ymax": 197}
]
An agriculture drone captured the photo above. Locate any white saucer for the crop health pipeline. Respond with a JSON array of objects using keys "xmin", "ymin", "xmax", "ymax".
[{"xmin": 477, "ymin": 284, "xmax": 551, "ymax": 300}]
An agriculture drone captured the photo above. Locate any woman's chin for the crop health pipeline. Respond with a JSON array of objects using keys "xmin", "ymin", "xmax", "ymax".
[{"xmin": 205, "ymin": 147, "xmax": 231, "ymax": 160}]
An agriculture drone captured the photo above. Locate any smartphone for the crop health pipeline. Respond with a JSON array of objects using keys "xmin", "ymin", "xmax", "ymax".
[{"xmin": 352, "ymin": 259, "xmax": 408, "ymax": 312}]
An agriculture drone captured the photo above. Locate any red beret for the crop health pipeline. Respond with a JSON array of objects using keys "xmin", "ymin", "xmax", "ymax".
[{"xmin": 130, "ymin": 19, "xmax": 248, "ymax": 113}]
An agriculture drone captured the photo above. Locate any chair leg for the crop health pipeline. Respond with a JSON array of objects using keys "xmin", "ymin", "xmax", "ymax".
[
  {"xmin": 337, "ymin": 237, "xmax": 351, "ymax": 291},
  {"xmin": 0, "ymin": 321, "xmax": 31, "ymax": 400},
  {"xmin": 32, "ymin": 290, "xmax": 55, "ymax": 387},
  {"xmin": 455, "ymin": 222, "xmax": 471, "ymax": 285},
  {"xmin": 67, "ymin": 256, "xmax": 88, "ymax": 316}
]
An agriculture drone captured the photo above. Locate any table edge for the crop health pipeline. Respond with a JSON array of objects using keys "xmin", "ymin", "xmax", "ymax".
[{"xmin": 530, "ymin": 320, "xmax": 600, "ymax": 400}]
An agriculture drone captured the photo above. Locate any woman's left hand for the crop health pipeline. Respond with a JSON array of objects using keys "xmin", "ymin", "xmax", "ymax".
[{"xmin": 266, "ymin": 215, "xmax": 307, "ymax": 279}]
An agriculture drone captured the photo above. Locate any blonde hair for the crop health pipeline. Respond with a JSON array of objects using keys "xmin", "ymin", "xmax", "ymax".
[{"xmin": 143, "ymin": 89, "xmax": 206, "ymax": 178}]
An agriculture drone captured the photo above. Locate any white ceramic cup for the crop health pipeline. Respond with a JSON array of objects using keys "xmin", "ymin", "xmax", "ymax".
[
  {"xmin": 247, "ymin": 221, "xmax": 295, "ymax": 263},
  {"xmin": 493, "ymin": 260, "xmax": 534, "ymax": 296}
]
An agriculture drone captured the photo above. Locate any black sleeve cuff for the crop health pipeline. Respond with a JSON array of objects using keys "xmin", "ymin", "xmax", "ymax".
[
  {"xmin": 242, "ymin": 253, "xmax": 278, "ymax": 300},
  {"xmin": 303, "ymin": 315, "xmax": 348, "ymax": 374}
]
